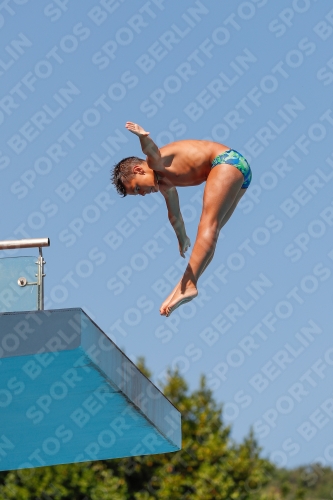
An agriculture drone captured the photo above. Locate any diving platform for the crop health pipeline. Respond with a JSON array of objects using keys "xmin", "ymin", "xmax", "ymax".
[{"xmin": 0, "ymin": 239, "xmax": 181, "ymax": 471}]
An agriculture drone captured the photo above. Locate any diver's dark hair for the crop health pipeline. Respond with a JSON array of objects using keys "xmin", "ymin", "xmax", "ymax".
[{"xmin": 111, "ymin": 156, "xmax": 145, "ymax": 197}]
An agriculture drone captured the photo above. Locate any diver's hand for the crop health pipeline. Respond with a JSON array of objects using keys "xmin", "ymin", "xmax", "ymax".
[
  {"xmin": 178, "ymin": 235, "xmax": 191, "ymax": 258},
  {"xmin": 125, "ymin": 122, "xmax": 149, "ymax": 137}
]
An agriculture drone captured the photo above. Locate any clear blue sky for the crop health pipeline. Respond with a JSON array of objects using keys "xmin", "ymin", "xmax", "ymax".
[{"xmin": 1, "ymin": 0, "xmax": 333, "ymax": 468}]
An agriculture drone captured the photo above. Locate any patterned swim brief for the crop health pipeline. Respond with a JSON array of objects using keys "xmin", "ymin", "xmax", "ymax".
[{"xmin": 211, "ymin": 149, "xmax": 252, "ymax": 189}]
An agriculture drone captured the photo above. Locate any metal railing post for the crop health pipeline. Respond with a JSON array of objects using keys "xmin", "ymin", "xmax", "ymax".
[{"xmin": 37, "ymin": 246, "xmax": 46, "ymax": 310}]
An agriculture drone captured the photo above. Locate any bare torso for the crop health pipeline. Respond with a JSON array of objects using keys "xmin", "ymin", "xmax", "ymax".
[{"xmin": 147, "ymin": 140, "xmax": 230, "ymax": 188}]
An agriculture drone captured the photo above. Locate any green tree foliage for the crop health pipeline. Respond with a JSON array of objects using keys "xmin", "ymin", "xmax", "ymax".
[
  {"xmin": 0, "ymin": 360, "xmax": 331, "ymax": 500},
  {"xmin": 261, "ymin": 465, "xmax": 333, "ymax": 499}
]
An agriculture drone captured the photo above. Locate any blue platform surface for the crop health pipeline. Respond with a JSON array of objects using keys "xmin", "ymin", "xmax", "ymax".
[
  {"xmin": 0, "ymin": 257, "xmax": 38, "ymax": 313},
  {"xmin": 0, "ymin": 308, "xmax": 181, "ymax": 471}
]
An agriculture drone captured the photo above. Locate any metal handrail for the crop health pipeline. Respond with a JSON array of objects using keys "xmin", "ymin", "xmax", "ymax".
[
  {"xmin": 0, "ymin": 238, "xmax": 50, "ymax": 250},
  {"xmin": 0, "ymin": 238, "xmax": 50, "ymax": 310}
]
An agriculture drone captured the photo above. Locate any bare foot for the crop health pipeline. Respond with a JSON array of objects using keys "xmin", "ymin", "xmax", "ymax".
[
  {"xmin": 160, "ymin": 284, "xmax": 178, "ymax": 315},
  {"xmin": 165, "ymin": 282, "xmax": 198, "ymax": 317}
]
